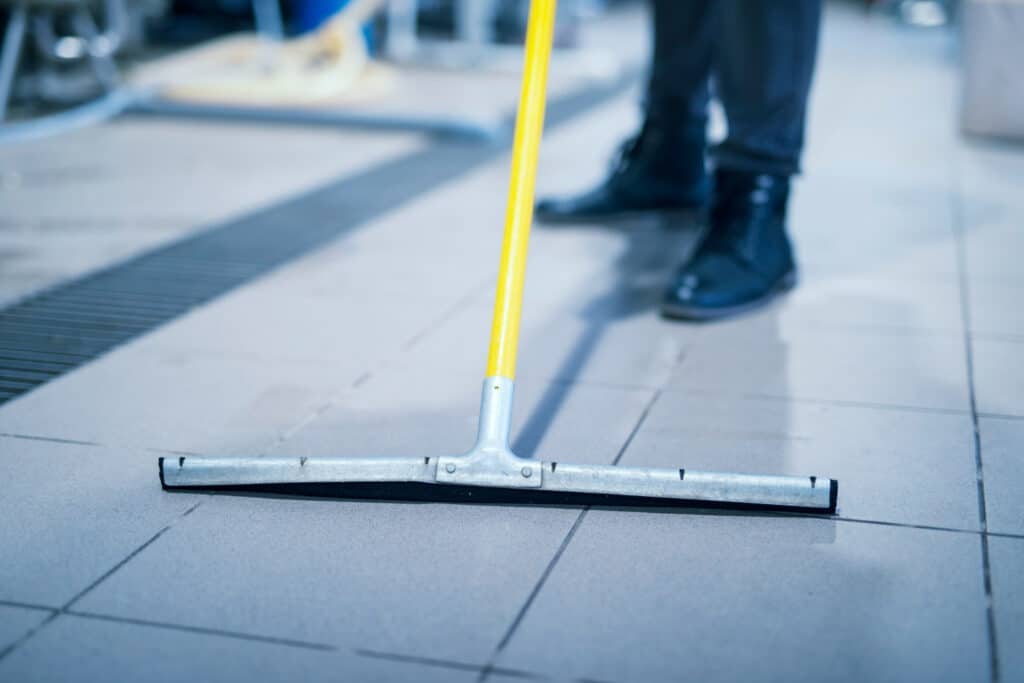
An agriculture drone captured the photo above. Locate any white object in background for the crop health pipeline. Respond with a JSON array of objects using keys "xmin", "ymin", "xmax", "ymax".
[{"xmin": 961, "ymin": 0, "xmax": 1024, "ymax": 140}]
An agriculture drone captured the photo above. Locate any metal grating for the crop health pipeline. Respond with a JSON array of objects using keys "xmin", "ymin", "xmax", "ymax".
[{"xmin": 0, "ymin": 73, "xmax": 636, "ymax": 405}]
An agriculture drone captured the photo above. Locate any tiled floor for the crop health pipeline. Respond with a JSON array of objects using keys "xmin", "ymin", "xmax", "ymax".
[{"xmin": 1, "ymin": 3, "xmax": 1022, "ymax": 682}]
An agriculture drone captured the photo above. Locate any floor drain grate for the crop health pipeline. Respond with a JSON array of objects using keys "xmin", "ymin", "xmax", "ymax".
[{"xmin": 0, "ymin": 73, "xmax": 636, "ymax": 406}]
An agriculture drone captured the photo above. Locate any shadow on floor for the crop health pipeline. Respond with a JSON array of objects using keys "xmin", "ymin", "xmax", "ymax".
[{"xmin": 511, "ymin": 212, "xmax": 702, "ymax": 459}]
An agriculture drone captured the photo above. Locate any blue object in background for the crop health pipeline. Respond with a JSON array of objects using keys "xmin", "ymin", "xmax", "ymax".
[
  {"xmin": 293, "ymin": 0, "xmax": 345, "ymax": 32},
  {"xmin": 292, "ymin": 0, "xmax": 374, "ymax": 49}
]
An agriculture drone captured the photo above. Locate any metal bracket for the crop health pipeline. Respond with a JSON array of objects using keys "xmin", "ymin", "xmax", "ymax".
[{"xmin": 435, "ymin": 376, "xmax": 543, "ymax": 488}]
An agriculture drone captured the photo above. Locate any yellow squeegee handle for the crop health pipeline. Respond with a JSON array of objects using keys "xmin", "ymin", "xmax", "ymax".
[{"xmin": 486, "ymin": 0, "xmax": 558, "ymax": 380}]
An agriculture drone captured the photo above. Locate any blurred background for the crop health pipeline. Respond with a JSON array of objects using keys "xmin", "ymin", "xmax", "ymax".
[
  {"xmin": 0, "ymin": 0, "xmax": 1015, "ymax": 135},
  {"xmin": 1, "ymin": 0, "xmax": 1021, "ymax": 312}
]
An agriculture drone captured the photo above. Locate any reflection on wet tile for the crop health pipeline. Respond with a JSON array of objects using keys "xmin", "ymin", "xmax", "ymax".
[
  {"xmin": 497, "ymin": 512, "xmax": 989, "ymax": 682},
  {"xmin": 621, "ymin": 392, "xmax": 979, "ymax": 529},
  {"xmin": 668, "ymin": 324, "xmax": 968, "ymax": 412}
]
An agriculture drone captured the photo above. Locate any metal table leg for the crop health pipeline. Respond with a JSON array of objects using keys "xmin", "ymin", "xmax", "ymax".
[{"xmin": 0, "ymin": 3, "xmax": 29, "ymax": 122}]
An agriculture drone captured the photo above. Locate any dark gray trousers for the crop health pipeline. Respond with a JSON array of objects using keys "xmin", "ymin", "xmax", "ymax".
[{"xmin": 647, "ymin": 0, "xmax": 823, "ymax": 175}]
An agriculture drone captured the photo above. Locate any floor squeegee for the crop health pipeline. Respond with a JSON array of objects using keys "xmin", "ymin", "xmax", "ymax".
[{"xmin": 159, "ymin": 0, "xmax": 838, "ymax": 514}]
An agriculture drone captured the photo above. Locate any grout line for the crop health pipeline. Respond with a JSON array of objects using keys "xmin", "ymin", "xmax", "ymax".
[
  {"xmin": 406, "ymin": 363, "xmax": 977, "ymax": 420},
  {"xmin": 61, "ymin": 526, "xmax": 174, "ymax": 611},
  {"xmin": 951, "ymin": 166, "xmax": 1001, "ymax": 683},
  {"xmin": 257, "ymin": 362, "xmax": 384, "ymax": 457},
  {"xmin": 259, "ymin": 276, "xmax": 491, "ymax": 454},
  {"xmin": 0, "ymin": 501, "xmax": 203, "ymax": 663},
  {"xmin": 0, "ymin": 612, "xmax": 61, "ymax": 661},
  {"xmin": 977, "ymin": 412, "xmax": 1024, "ymax": 423},
  {"xmin": 477, "ymin": 388, "xmax": 664, "ymax": 683},
  {"xmin": 827, "ymin": 515, "xmax": 980, "ymax": 536},
  {"xmin": 477, "ymin": 509, "xmax": 590, "ymax": 683},
  {"xmin": 0, "ymin": 432, "xmax": 100, "ymax": 447},
  {"xmin": 0, "ymin": 600, "xmax": 59, "ymax": 614},
  {"xmin": 610, "ymin": 390, "xmax": 662, "ymax": 467},
  {"xmin": 64, "ymin": 611, "xmax": 336, "ymax": 652},
  {"xmin": 355, "ymin": 649, "xmax": 541, "ymax": 679},
  {"xmin": 760, "ymin": 320, "xmax": 964, "ymax": 338},
  {"xmin": 440, "ymin": 367, "xmax": 663, "ymax": 393},
  {"xmin": 145, "ymin": 447, "xmax": 206, "ymax": 457},
  {"xmin": 970, "ymin": 332, "xmax": 1024, "ymax": 345},
  {"xmin": 659, "ymin": 387, "xmax": 973, "ymax": 417},
  {"xmin": 273, "ymin": 396, "xmax": 340, "ymax": 446},
  {"xmin": 401, "ymin": 278, "xmax": 493, "ymax": 352},
  {"xmin": 0, "ymin": 375, "xmax": 981, "ymax": 462}
]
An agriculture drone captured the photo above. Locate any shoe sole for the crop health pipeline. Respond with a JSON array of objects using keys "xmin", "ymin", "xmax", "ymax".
[{"xmin": 660, "ymin": 270, "xmax": 798, "ymax": 322}]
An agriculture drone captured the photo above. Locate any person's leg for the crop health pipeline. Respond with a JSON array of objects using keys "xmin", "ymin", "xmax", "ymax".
[
  {"xmin": 645, "ymin": 0, "xmax": 715, "ymax": 137},
  {"xmin": 711, "ymin": 0, "xmax": 823, "ymax": 175},
  {"xmin": 535, "ymin": 0, "xmax": 715, "ymax": 223},
  {"xmin": 662, "ymin": 0, "xmax": 823, "ymax": 320}
]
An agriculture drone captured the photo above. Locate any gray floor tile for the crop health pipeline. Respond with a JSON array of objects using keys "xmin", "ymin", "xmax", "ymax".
[
  {"xmin": 958, "ymin": 139, "xmax": 1024, "ymax": 220},
  {"xmin": 0, "ymin": 342, "xmax": 355, "ymax": 454},
  {"xmin": 0, "ymin": 120, "xmax": 422, "ymax": 224},
  {"xmin": 973, "ymin": 338, "xmax": 1024, "ymax": 418},
  {"xmin": 392, "ymin": 301, "xmax": 680, "ymax": 391},
  {"xmin": 271, "ymin": 366, "xmax": 655, "ymax": 464},
  {"xmin": 969, "ymin": 282, "xmax": 1024, "ymax": 341},
  {"xmin": 964, "ymin": 217, "xmax": 1024, "ymax": 289},
  {"xmin": 990, "ymin": 536, "xmax": 1024, "ymax": 683},
  {"xmin": 767, "ymin": 270, "xmax": 962, "ymax": 334},
  {"xmin": 241, "ymin": 205, "xmax": 497, "ymax": 305},
  {"xmin": 0, "ymin": 614, "xmax": 480, "ymax": 683},
  {"xmin": 980, "ymin": 418, "xmax": 1024, "ymax": 536},
  {"xmin": 395, "ymin": 228, "xmax": 702, "ymax": 391},
  {"xmin": 142, "ymin": 284, "xmax": 458, "ymax": 367},
  {"xmin": 0, "ymin": 438, "xmax": 201, "ymax": 606},
  {"xmin": 621, "ymin": 392, "xmax": 979, "ymax": 529},
  {"xmin": 792, "ymin": 177, "xmax": 959, "ymax": 281},
  {"xmin": 668, "ymin": 323, "xmax": 969, "ymax": 412},
  {"xmin": 0, "ymin": 606, "xmax": 50, "ymax": 653},
  {"xmin": 960, "ymin": 143, "xmax": 1024, "ymax": 289},
  {"xmin": 496, "ymin": 512, "xmax": 990, "ymax": 683},
  {"xmin": 73, "ymin": 378, "xmax": 653, "ymax": 663},
  {"xmin": 73, "ymin": 494, "xmax": 580, "ymax": 664}
]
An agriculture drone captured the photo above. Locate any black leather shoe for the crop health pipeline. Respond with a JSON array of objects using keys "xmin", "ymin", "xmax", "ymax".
[
  {"xmin": 661, "ymin": 169, "xmax": 797, "ymax": 321},
  {"xmin": 535, "ymin": 119, "xmax": 709, "ymax": 223}
]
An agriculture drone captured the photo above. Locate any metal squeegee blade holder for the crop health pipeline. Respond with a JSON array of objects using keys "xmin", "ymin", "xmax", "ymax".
[
  {"xmin": 157, "ymin": 0, "xmax": 838, "ymax": 514},
  {"xmin": 160, "ymin": 377, "xmax": 838, "ymax": 512}
]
